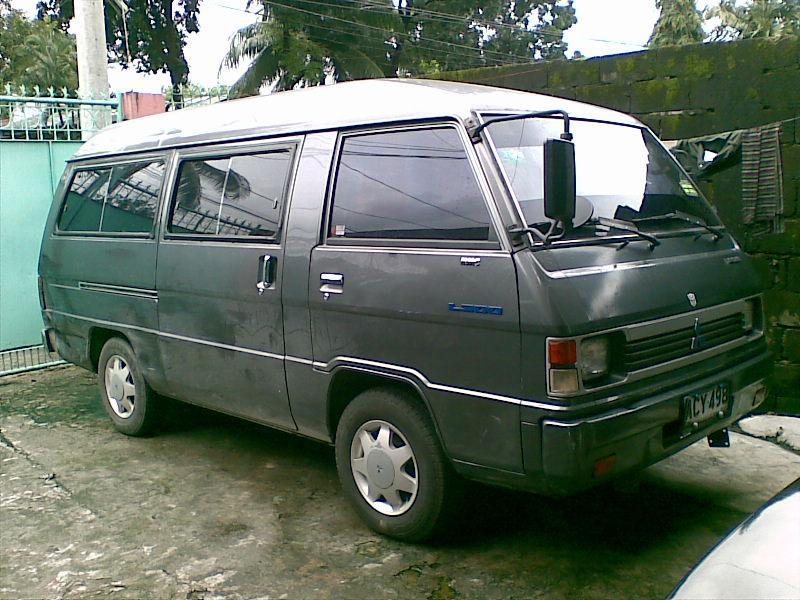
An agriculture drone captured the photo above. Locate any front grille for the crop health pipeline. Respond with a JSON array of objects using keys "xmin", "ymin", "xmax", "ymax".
[{"xmin": 623, "ymin": 313, "xmax": 746, "ymax": 372}]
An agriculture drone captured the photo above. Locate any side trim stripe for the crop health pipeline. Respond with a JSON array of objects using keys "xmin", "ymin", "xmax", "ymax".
[
  {"xmin": 78, "ymin": 281, "xmax": 159, "ymax": 300},
  {"xmin": 312, "ymin": 355, "xmax": 567, "ymax": 411},
  {"xmin": 50, "ymin": 310, "xmax": 282, "ymax": 360},
  {"xmin": 49, "ymin": 310, "xmax": 566, "ymax": 411}
]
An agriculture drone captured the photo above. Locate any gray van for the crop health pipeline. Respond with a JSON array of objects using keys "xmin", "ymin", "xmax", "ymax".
[{"xmin": 39, "ymin": 79, "xmax": 770, "ymax": 541}]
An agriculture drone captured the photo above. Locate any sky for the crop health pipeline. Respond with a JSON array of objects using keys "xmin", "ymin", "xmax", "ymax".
[{"xmin": 10, "ymin": 0, "xmax": 716, "ymax": 93}]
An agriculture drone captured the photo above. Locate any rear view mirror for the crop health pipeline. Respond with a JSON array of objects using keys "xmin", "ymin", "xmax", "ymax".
[{"xmin": 544, "ymin": 138, "xmax": 576, "ymax": 231}]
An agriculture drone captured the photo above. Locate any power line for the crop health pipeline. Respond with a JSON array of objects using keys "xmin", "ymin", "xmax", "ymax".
[
  {"xmin": 267, "ymin": 0, "xmax": 644, "ymax": 49},
  {"xmin": 208, "ymin": 0, "xmax": 529, "ymax": 66},
  {"xmin": 207, "ymin": 0, "xmax": 645, "ymax": 50},
  {"xmin": 339, "ymin": 0, "xmax": 571, "ymax": 43},
  {"xmin": 284, "ymin": 12, "xmax": 516, "ymax": 67},
  {"xmin": 294, "ymin": 19, "xmax": 517, "ymax": 66},
  {"xmin": 305, "ymin": 29, "xmax": 504, "ymax": 68},
  {"xmin": 358, "ymin": 0, "xmax": 645, "ymax": 48},
  {"xmin": 260, "ymin": 0, "xmax": 535, "ymax": 62},
  {"xmin": 221, "ymin": 13, "xmax": 515, "ymax": 68},
  {"xmin": 355, "ymin": 0, "xmax": 645, "ymax": 48},
  {"xmin": 265, "ymin": 0, "xmax": 562, "ymax": 49}
]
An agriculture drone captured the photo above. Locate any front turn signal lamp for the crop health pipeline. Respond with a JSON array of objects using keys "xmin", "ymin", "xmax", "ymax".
[{"xmin": 548, "ymin": 339, "xmax": 579, "ymax": 394}]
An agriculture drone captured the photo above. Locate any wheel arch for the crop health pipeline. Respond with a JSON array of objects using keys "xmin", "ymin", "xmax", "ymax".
[
  {"xmin": 326, "ymin": 366, "xmax": 444, "ymax": 447},
  {"xmin": 88, "ymin": 327, "xmax": 131, "ymax": 372}
]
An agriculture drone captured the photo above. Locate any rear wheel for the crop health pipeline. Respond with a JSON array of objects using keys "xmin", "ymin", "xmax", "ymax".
[
  {"xmin": 335, "ymin": 387, "xmax": 456, "ymax": 542},
  {"xmin": 97, "ymin": 337, "xmax": 158, "ymax": 436}
]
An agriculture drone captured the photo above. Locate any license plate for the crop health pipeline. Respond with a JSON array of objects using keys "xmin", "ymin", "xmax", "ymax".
[{"xmin": 682, "ymin": 383, "xmax": 730, "ymax": 432}]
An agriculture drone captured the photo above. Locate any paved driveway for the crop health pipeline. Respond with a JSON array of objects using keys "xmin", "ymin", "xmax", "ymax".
[{"xmin": 2, "ymin": 366, "xmax": 799, "ymax": 599}]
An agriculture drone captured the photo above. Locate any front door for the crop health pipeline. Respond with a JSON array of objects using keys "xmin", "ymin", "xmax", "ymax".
[
  {"xmin": 156, "ymin": 140, "xmax": 300, "ymax": 429},
  {"xmin": 308, "ymin": 124, "xmax": 521, "ymax": 468}
]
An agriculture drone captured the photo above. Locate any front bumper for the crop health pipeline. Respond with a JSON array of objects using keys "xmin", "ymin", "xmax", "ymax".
[{"xmin": 526, "ymin": 347, "xmax": 771, "ymax": 495}]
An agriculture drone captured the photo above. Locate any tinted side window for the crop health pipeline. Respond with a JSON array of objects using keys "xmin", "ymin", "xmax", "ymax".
[
  {"xmin": 169, "ymin": 149, "xmax": 292, "ymax": 239},
  {"xmin": 102, "ymin": 161, "xmax": 165, "ymax": 233},
  {"xmin": 330, "ymin": 127, "xmax": 494, "ymax": 241},
  {"xmin": 58, "ymin": 169, "xmax": 111, "ymax": 232},
  {"xmin": 58, "ymin": 160, "xmax": 164, "ymax": 234}
]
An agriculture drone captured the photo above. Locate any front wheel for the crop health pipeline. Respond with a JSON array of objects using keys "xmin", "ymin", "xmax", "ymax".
[{"xmin": 335, "ymin": 387, "xmax": 456, "ymax": 542}]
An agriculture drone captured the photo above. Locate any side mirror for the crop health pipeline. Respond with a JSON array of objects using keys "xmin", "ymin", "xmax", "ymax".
[{"xmin": 544, "ymin": 138, "xmax": 576, "ymax": 230}]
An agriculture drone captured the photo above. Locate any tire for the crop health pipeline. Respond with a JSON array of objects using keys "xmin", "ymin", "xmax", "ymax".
[
  {"xmin": 97, "ymin": 337, "xmax": 158, "ymax": 437},
  {"xmin": 335, "ymin": 387, "xmax": 456, "ymax": 542}
]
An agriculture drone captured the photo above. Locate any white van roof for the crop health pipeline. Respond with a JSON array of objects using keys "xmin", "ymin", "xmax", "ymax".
[{"xmin": 73, "ymin": 78, "xmax": 641, "ymax": 160}]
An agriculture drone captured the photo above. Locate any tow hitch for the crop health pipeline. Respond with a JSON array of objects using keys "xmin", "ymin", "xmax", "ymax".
[{"xmin": 707, "ymin": 428, "xmax": 730, "ymax": 448}]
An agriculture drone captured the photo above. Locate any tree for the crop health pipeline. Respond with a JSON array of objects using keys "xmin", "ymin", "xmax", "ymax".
[
  {"xmin": 37, "ymin": 0, "xmax": 200, "ymax": 95},
  {"xmin": 25, "ymin": 18, "xmax": 79, "ymax": 89},
  {"xmin": 706, "ymin": 0, "xmax": 799, "ymax": 40},
  {"xmin": 1, "ymin": 3, "xmax": 77, "ymax": 90},
  {"xmin": 222, "ymin": 0, "xmax": 577, "ymax": 97},
  {"xmin": 648, "ymin": 0, "xmax": 705, "ymax": 47}
]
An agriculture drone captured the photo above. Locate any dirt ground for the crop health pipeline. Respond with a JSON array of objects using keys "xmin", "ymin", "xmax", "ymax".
[{"xmin": 2, "ymin": 365, "xmax": 799, "ymax": 600}]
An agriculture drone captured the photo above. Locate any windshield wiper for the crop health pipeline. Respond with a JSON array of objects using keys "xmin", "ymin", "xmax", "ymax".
[
  {"xmin": 632, "ymin": 211, "xmax": 723, "ymax": 241},
  {"xmin": 591, "ymin": 217, "xmax": 661, "ymax": 250}
]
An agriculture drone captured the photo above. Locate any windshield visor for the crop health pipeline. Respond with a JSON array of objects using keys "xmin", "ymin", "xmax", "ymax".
[{"xmin": 485, "ymin": 117, "xmax": 720, "ymax": 230}]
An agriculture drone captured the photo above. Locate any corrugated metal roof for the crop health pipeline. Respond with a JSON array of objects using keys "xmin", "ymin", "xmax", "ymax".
[{"xmin": 73, "ymin": 79, "xmax": 641, "ymax": 160}]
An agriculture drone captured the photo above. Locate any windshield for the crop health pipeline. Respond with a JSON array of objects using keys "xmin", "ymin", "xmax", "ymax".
[{"xmin": 485, "ymin": 117, "xmax": 721, "ymax": 231}]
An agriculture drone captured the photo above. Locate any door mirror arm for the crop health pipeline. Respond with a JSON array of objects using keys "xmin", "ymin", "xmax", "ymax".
[
  {"xmin": 469, "ymin": 109, "xmax": 573, "ymax": 143},
  {"xmin": 471, "ymin": 110, "xmax": 576, "ymax": 245}
]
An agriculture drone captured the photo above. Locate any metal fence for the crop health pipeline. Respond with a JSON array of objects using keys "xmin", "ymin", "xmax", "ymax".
[
  {"xmin": 0, "ymin": 84, "xmax": 121, "ymax": 141},
  {"xmin": 165, "ymin": 84, "xmax": 231, "ymax": 111},
  {"xmin": 0, "ymin": 87, "xmax": 121, "ymax": 376},
  {"xmin": 0, "ymin": 345, "xmax": 64, "ymax": 377},
  {"xmin": 0, "ymin": 85, "xmax": 229, "ymax": 377}
]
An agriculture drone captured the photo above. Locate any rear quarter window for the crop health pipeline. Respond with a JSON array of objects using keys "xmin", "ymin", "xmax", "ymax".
[
  {"xmin": 58, "ymin": 169, "xmax": 111, "ymax": 232},
  {"xmin": 58, "ymin": 160, "xmax": 165, "ymax": 234}
]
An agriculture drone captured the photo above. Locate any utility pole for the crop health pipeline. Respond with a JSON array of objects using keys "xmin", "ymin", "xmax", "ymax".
[{"xmin": 73, "ymin": 0, "xmax": 110, "ymax": 136}]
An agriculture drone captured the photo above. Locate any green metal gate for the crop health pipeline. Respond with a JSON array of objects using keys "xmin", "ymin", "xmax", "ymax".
[{"xmin": 0, "ymin": 90, "xmax": 119, "ymax": 371}]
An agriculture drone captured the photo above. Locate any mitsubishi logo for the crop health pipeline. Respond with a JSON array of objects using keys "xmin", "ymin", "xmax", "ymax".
[
  {"xmin": 691, "ymin": 317, "xmax": 707, "ymax": 352},
  {"xmin": 687, "ymin": 292, "xmax": 698, "ymax": 308}
]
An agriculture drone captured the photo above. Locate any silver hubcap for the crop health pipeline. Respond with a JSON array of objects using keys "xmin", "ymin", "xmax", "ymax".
[
  {"xmin": 104, "ymin": 355, "xmax": 136, "ymax": 419},
  {"xmin": 350, "ymin": 420, "xmax": 418, "ymax": 516}
]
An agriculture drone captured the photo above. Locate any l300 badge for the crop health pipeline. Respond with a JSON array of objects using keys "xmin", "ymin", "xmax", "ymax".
[{"xmin": 448, "ymin": 303, "xmax": 503, "ymax": 316}]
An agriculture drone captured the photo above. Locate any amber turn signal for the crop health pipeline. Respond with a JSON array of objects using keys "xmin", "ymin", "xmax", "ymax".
[{"xmin": 593, "ymin": 454, "xmax": 617, "ymax": 478}]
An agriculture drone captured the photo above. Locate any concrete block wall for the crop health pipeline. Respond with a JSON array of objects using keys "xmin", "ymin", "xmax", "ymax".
[
  {"xmin": 438, "ymin": 36, "xmax": 799, "ymax": 139},
  {"xmin": 438, "ymin": 36, "xmax": 800, "ymax": 413},
  {"xmin": 703, "ymin": 118, "xmax": 800, "ymax": 414}
]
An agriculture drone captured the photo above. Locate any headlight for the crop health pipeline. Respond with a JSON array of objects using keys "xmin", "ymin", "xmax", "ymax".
[{"xmin": 579, "ymin": 336, "xmax": 610, "ymax": 380}]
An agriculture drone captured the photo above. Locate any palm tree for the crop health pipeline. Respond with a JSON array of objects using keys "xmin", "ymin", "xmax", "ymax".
[
  {"xmin": 706, "ymin": 0, "xmax": 800, "ymax": 40},
  {"xmin": 23, "ymin": 18, "xmax": 78, "ymax": 90},
  {"xmin": 221, "ymin": 2, "xmax": 404, "ymax": 97},
  {"xmin": 648, "ymin": 0, "xmax": 706, "ymax": 47},
  {"xmin": 221, "ymin": 0, "xmax": 577, "ymax": 98}
]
